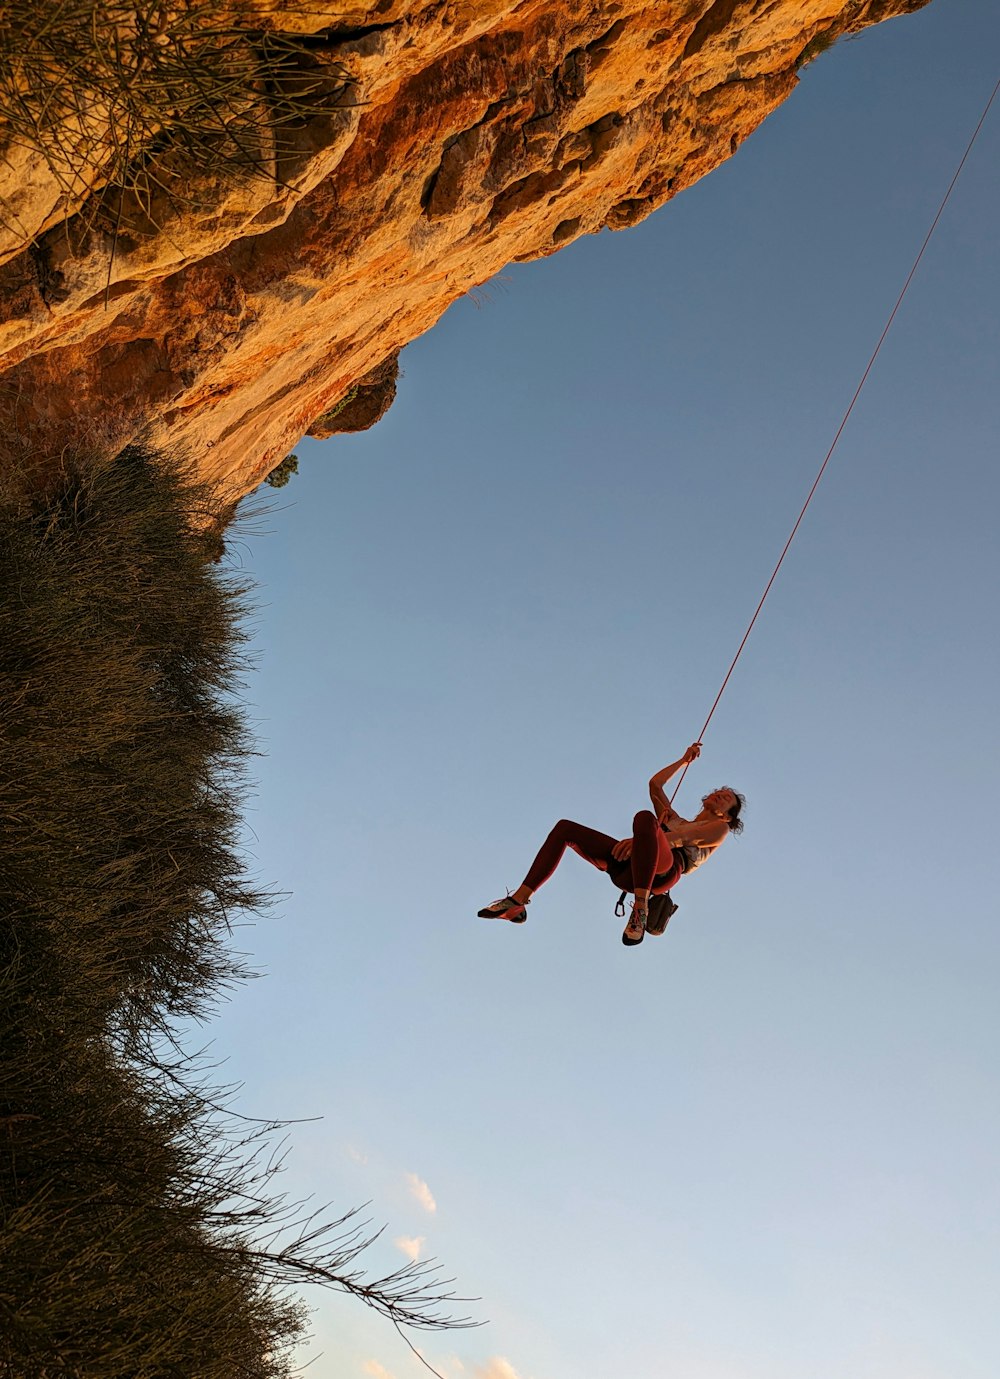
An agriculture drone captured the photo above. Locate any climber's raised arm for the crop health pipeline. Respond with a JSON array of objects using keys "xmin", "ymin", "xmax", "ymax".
[{"xmin": 648, "ymin": 741, "xmax": 702, "ymax": 815}]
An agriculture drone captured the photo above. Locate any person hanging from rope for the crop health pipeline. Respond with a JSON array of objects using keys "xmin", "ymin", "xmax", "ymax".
[{"xmin": 477, "ymin": 743, "xmax": 744, "ymax": 946}]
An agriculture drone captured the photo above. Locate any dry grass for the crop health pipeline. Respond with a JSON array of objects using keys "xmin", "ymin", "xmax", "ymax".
[
  {"xmin": 0, "ymin": 443, "xmax": 478, "ymax": 1376},
  {"xmin": 0, "ymin": 1, "xmax": 355, "ymax": 236}
]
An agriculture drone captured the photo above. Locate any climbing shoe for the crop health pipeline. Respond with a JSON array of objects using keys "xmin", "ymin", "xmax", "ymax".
[
  {"xmin": 622, "ymin": 901, "xmax": 647, "ymax": 946},
  {"xmin": 477, "ymin": 895, "xmax": 529, "ymax": 924}
]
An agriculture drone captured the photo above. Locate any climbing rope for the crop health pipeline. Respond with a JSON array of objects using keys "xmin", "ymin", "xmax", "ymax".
[{"xmin": 670, "ymin": 73, "xmax": 1000, "ymax": 804}]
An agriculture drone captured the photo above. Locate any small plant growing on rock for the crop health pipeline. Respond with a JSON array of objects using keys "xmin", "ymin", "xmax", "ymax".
[
  {"xmin": 800, "ymin": 28, "xmax": 838, "ymax": 66},
  {"xmin": 264, "ymin": 452, "xmax": 299, "ymax": 488}
]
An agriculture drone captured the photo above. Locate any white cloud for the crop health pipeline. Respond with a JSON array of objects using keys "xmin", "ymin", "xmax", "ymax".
[
  {"xmin": 417, "ymin": 1354, "xmax": 465, "ymax": 1379},
  {"xmin": 474, "ymin": 1360, "xmax": 523, "ymax": 1379},
  {"xmin": 362, "ymin": 1362, "xmax": 396, "ymax": 1379},
  {"xmin": 393, "ymin": 1234, "xmax": 425, "ymax": 1262},
  {"xmin": 346, "ymin": 1143, "xmax": 368, "ymax": 1164},
  {"xmin": 405, "ymin": 1171, "xmax": 437, "ymax": 1214}
]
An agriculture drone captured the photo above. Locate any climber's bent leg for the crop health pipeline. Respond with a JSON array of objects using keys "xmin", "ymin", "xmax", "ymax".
[
  {"xmin": 516, "ymin": 819, "xmax": 620, "ymax": 900},
  {"xmin": 629, "ymin": 809, "xmax": 660, "ymax": 899}
]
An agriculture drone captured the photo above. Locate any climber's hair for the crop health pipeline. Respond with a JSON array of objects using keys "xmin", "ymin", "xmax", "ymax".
[{"xmin": 725, "ymin": 789, "xmax": 745, "ymax": 834}]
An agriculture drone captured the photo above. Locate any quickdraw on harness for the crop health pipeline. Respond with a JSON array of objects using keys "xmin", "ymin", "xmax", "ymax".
[{"xmin": 615, "ymin": 888, "xmax": 679, "ymax": 936}]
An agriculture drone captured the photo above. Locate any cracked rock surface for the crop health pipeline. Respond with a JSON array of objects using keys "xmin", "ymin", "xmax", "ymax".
[{"xmin": 0, "ymin": 0, "xmax": 930, "ymax": 499}]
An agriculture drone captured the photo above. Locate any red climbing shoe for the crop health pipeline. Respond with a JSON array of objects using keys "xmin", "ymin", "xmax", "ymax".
[
  {"xmin": 622, "ymin": 900, "xmax": 647, "ymax": 946},
  {"xmin": 477, "ymin": 895, "xmax": 529, "ymax": 924}
]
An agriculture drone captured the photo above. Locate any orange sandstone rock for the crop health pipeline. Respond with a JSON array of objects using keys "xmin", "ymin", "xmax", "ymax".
[{"xmin": 0, "ymin": 0, "xmax": 930, "ymax": 501}]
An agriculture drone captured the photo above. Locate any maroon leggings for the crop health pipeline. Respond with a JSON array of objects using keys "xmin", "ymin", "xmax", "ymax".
[{"xmin": 522, "ymin": 810, "xmax": 681, "ymax": 895}]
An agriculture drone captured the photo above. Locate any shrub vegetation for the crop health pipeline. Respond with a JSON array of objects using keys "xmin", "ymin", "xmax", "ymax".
[
  {"xmin": 0, "ymin": 1, "xmax": 354, "ymax": 235},
  {"xmin": 799, "ymin": 27, "xmax": 838, "ymax": 66},
  {"xmin": 265, "ymin": 453, "xmax": 299, "ymax": 489},
  {"xmin": 0, "ymin": 444, "xmax": 473, "ymax": 1376}
]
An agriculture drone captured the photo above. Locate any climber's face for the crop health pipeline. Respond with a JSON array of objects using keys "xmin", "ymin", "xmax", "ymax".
[{"xmin": 703, "ymin": 788, "xmax": 737, "ymax": 818}]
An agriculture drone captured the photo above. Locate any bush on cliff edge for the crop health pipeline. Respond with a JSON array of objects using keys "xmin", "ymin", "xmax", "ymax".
[
  {"xmin": 0, "ymin": 445, "xmax": 473, "ymax": 1377},
  {"xmin": 0, "ymin": 443, "xmax": 303, "ymax": 1376},
  {"xmin": 0, "ymin": 443, "xmax": 262, "ymax": 1048}
]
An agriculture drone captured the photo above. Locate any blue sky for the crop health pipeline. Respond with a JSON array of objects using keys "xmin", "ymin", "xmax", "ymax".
[{"xmin": 206, "ymin": 3, "xmax": 1000, "ymax": 1376}]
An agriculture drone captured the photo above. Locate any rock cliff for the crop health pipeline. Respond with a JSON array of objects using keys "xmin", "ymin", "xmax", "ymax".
[{"xmin": 0, "ymin": 0, "xmax": 930, "ymax": 501}]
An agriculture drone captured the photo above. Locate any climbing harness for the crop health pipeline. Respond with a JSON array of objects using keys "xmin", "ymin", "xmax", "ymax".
[{"xmin": 668, "ymin": 74, "xmax": 1000, "ymax": 806}]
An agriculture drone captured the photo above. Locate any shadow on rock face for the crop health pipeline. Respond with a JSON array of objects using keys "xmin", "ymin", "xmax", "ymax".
[{"xmin": 307, "ymin": 352, "xmax": 399, "ymax": 438}]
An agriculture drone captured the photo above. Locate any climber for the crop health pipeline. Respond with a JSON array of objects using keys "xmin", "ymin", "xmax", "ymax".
[{"xmin": 477, "ymin": 742, "xmax": 744, "ymax": 946}]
